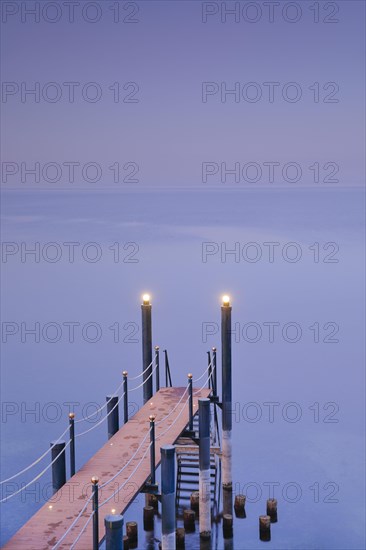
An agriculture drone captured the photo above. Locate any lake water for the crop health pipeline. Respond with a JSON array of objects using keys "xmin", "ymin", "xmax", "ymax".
[{"xmin": 1, "ymin": 188, "xmax": 365, "ymax": 548}]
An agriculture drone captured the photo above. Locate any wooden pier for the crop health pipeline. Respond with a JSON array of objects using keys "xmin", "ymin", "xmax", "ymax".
[{"xmin": 4, "ymin": 387, "xmax": 211, "ymax": 550}]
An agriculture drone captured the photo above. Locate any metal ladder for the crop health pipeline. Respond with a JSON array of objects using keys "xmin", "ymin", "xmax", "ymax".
[{"xmin": 175, "ymin": 406, "xmax": 221, "ymax": 512}]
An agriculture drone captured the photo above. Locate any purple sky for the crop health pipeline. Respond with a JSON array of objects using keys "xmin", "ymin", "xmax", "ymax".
[{"xmin": 1, "ymin": 0, "xmax": 365, "ymax": 188}]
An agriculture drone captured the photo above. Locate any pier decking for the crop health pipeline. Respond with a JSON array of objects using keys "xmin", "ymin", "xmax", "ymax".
[{"xmin": 4, "ymin": 386, "xmax": 211, "ymax": 550}]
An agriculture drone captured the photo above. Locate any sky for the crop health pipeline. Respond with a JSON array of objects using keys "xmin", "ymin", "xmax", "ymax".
[{"xmin": 1, "ymin": 0, "xmax": 365, "ymax": 188}]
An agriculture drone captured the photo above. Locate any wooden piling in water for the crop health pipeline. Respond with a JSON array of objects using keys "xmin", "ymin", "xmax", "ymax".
[
  {"xmin": 223, "ymin": 514, "xmax": 233, "ymax": 539},
  {"xmin": 234, "ymin": 494, "xmax": 246, "ymax": 518},
  {"xmin": 183, "ymin": 509, "xmax": 196, "ymax": 532},
  {"xmin": 147, "ymin": 493, "xmax": 159, "ymax": 510},
  {"xmin": 190, "ymin": 491, "xmax": 199, "ymax": 513},
  {"xmin": 259, "ymin": 515, "xmax": 271, "ymax": 541},
  {"xmin": 126, "ymin": 521, "xmax": 138, "ymax": 545},
  {"xmin": 176, "ymin": 527, "xmax": 185, "ymax": 548},
  {"xmin": 266, "ymin": 498, "xmax": 278, "ymax": 523},
  {"xmin": 143, "ymin": 506, "xmax": 154, "ymax": 531}
]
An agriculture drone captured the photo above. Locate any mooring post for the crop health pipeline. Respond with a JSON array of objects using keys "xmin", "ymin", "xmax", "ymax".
[
  {"xmin": 141, "ymin": 294, "xmax": 153, "ymax": 404},
  {"xmin": 143, "ymin": 506, "xmax": 154, "ymax": 531},
  {"xmin": 68, "ymin": 413, "xmax": 76, "ymax": 477},
  {"xmin": 221, "ymin": 295, "xmax": 232, "ymax": 491},
  {"xmin": 199, "ymin": 398, "xmax": 211, "ymax": 540},
  {"xmin": 50, "ymin": 440, "xmax": 66, "ymax": 493},
  {"xmin": 161, "ymin": 445, "xmax": 176, "ymax": 549},
  {"xmin": 105, "ymin": 514, "xmax": 124, "ymax": 550},
  {"xmin": 267, "ymin": 498, "xmax": 278, "ymax": 523},
  {"xmin": 223, "ymin": 484, "xmax": 233, "ymax": 517},
  {"xmin": 188, "ymin": 373, "xmax": 193, "ymax": 431},
  {"xmin": 212, "ymin": 347, "xmax": 217, "ymax": 398},
  {"xmin": 91, "ymin": 476, "xmax": 99, "ymax": 550},
  {"xmin": 259, "ymin": 515, "xmax": 271, "ymax": 541},
  {"xmin": 123, "ymin": 371, "xmax": 128, "ymax": 424},
  {"xmin": 106, "ymin": 395, "xmax": 119, "ymax": 439},
  {"xmin": 155, "ymin": 346, "xmax": 160, "ymax": 392},
  {"xmin": 149, "ymin": 414, "xmax": 156, "ymax": 485}
]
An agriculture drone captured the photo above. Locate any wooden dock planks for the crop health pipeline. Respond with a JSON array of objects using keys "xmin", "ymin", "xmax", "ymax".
[{"xmin": 3, "ymin": 386, "xmax": 211, "ymax": 550}]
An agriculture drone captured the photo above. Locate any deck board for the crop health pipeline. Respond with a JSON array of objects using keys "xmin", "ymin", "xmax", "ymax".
[{"xmin": 3, "ymin": 387, "xmax": 211, "ymax": 550}]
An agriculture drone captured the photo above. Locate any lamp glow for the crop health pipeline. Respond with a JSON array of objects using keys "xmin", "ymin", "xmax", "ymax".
[
  {"xmin": 222, "ymin": 295, "xmax": 230, "ymax": 306},
  {"xmin": 142, "ymin": 294, "xmax": 150, "ymax": 305}
]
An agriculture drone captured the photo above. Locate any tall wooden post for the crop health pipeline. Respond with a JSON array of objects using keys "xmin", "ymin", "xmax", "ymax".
[
  {"xmin": 141, "ymin": 294, "xmax": 153, "ymax": 404},
  {"xmin": 221, "ymin": 295, "xmax": 232, "ymax": 491}
]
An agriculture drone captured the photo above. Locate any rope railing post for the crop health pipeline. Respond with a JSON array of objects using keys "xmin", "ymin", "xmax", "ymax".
[
  {"xmin": 91, "ymin": 476, "xmax": 99, "ymax": 550},
  {"xmin": 106, "ymin": 395, "xmax": 119, "ymax": 439},
  {"xmin": 149, "ymin": 414, "xmax": 156, "ymax": 486},
  {"xmin": 212, "ymin": 347, "xmax": 217, "ymax": 398},
  {"xmin": 188, "ymin": 373, "xmax": 193, "ymax": 431},
  {"xmin": 51, "ymin": 440, "xmax": 66, "ymax": 494},
  {"xmin": 122, "ymin": 371, "xmax": 128, "ymax": 424},
  {"xmin": 161, "ymin": 445, "xmax": 176, "ymax": 550},
  {"xmin": 69, "ymin": 413, "xmax": 76, "ymax": 477},
  {"xmin": 155, "ymin": 346, "xmax": 160, "ymax": 392},
  {"xmin": 141, "ymin": 294, "xmax": 153, "ymax": 404},
  {"xmin": 105, "ymin": 514, "xmax": 124, "ymax": 550}
]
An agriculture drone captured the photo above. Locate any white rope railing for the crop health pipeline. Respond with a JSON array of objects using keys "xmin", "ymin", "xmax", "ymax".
[
  {"xmin": 76, "ymin": 363, "xmax": 157, "ymax": 437},
  {"xmin": 76, "ymin": 392, "xmax": 125, "ymax": 438},
  {"xmin": 193, "ymin": 358, "xmax": 214, "ymax": 383},
  {"xmin": 0, "ymin": 424, "xmax": 70, "ymax": 486},
  {"xmin": 0, "ymin": 440, "xmax": 71, "ymax": 503},
  {"xmin": 155, "ymin": 384, "xmax": 189, "ymax": 426},
  {"xmin": 128, "ymin": 362, "xmax": 158, "ymax": 392},
  {"xmin": 194, "ymin": 370, "xmax": 213, "ymax": 395},
  {"xmin": 99, "ymin": 442, "xmax": 153, "ymax": 509},
  {"xmin": 74, "ymin": 379, "xmax": 124, "ymax": 425},
  {"xmin": 100, "ymin": 381, "xmax": 189, "ymax": 490},
  {"xmin": 99, "ymin": 430, "xmax": 150, "ymax": 489},
  {"xmin": 69, "ymin": 510, "xmax": 95, "ymax": 550},
  {"xmin": 51, "ymin": 493, "xmax": 94, "ymax": 549},
  {"xmin": 128, "ymin": 358, "xmax": 156, "ymax": 381},
  {"xmin": 156, "ymin": 394, "xmax": 191, "ymax": 440}
]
